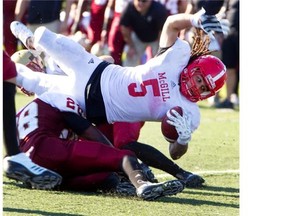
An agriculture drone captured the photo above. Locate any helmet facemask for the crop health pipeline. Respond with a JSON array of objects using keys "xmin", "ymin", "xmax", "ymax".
[{"xmin": 180, "ymin": 67, "xmax": 215, "ymax": 102}]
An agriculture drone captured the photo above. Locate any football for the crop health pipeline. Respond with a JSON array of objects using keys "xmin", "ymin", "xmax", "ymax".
[{"xmin": 161, "ymin": 106, "xmax": 183, "ymax": 142}]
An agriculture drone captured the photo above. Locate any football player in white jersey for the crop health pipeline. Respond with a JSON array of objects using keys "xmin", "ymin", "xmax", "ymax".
[
  {"xmin": 11, "ymin": 8, "xmax": 227, "ymax": 161},
  {"xmin": 12, "ymin": 49, "xmax": 205, "ymax": 188}
]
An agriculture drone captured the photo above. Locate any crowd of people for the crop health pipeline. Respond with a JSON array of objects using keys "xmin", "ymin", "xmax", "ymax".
[{"xmin": 3, "ymin": 0, "xmax": 239, "ymax": 201}]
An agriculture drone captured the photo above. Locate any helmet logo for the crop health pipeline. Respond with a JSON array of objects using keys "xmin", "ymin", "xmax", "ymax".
[{"xmin": 206, "ymin": 74, "xmax": 216, "ymax": 89}]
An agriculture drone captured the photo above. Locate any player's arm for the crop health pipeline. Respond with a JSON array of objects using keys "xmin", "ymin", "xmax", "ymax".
[
  {"xmin": 160, "ymin": 7, "xmax": 225, "ymax": 48},
  {"xmin": 62, "ymin": 112, "xmax": 113, "ymax": 146},
  {"xmin": 159, "ymin": 9, "xmax": 205, "ymax": 48}
]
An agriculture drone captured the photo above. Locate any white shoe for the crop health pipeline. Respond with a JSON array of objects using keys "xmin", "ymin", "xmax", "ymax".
[
  {"xmin": 3, "ymin": 153, "xmax": 62, "ymax": 190},
  {"xmin": 136, "ymin": 180, "xmax": 184, "ymax": 201},
  {"xmin": 10, "ymin": 21, "xmax": 34, "ymax": 48}
]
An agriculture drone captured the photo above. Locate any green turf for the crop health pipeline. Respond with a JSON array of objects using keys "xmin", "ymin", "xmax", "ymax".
[{"xmin": 3, "ymin": 92, "xmax": 239, "ymax": 216}]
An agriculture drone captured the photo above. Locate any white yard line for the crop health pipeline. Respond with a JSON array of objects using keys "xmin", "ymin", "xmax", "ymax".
[{"xmin": 156, "ymin": 169, "xmax": 239, "ymax": 178}]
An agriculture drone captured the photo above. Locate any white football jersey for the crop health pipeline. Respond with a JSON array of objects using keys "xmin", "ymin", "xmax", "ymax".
[
  {"xmin": 25, "ymin": 27, "xmax": 200, "ymax": 132},
  {"xmin": 100, "ymin": 39, "xmax": 200, "ymax": 132}
]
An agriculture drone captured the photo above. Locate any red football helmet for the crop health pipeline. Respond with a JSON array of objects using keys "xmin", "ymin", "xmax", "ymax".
[{"xmin": 180, "ymin": 55, "xmax": 227, "ymax": 102}]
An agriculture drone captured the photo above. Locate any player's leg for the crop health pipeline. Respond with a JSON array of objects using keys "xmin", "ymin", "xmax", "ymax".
[
  {"xmin": 113, "ymin": 122, "xmax": 144, "ymax": 148},
  {"xmin": 108, "ymin": 14, "xmax": 126, "ymax": 65},
  {"xmin": 216, "ymin": 31, "xmax": 239, "ymax": 109},
  {"xmin": 33, "ymin": 26, "xmax": 101, "ymax": 78},
  {"xmin": 111, "ymin": 121, "xmax": 204, "ymax": 188},
  {"xmin": 112, "ymin": 122, "xmax": 158, "ymax": 183},
  {"xmin": 10, "ymin": 21, "xmax": 101, "ymax": 80},
  {"xmin": 59, "ymin": 139, "xmax": 185, "ymax": 200},
  {"xmin": 61, "ymin": 172, "xmax": 136, "ymax": 196},
  {"xmin": 122, "ymin": 141, "xmax": 205, "ymax": 188},
  {"xmin": 26, "ymin": 135, "xmax": 183, "ymax": 200}
]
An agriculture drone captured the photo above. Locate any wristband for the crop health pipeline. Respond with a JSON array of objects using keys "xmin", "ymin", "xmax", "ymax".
[{"xmin": 177, "ymin": 136, "xmax": 191, "ymax": 145}]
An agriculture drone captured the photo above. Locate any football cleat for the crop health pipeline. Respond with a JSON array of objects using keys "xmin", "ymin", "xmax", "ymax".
[
  {"xmin": 3, "ymin": 153, "xmax": 62, "ymax": 190},
  {"xmin": 176, "ymin": 171, "xmax": 205, "ymax": 188},
  {"xmin": 139, "ymin": 162, "xmax": 158, "ymax": 183},
  {"xmin": 99, "ymin": 173, "xmax": 136, "ymax": 196},
  {"xmin": 114, "ymin": 181, "xmax": 136, "ymax": 196},
  {"xmin": 136, "ymin": 180, "xmax": 184, "ymax": 201},
  {"xmin": 10, "ymin": 21, "xmax": 34, "ymax": 49}
]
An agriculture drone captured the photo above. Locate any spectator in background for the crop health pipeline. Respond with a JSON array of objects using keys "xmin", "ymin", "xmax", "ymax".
[
  {"xmin": 191, "ymin": 0, "xmax": 224, "ymax": 15},
  {"xmin": 157, "ymin": 0, "xmax": 192, "ymax": 15},
  {"xmin": 156, "ymin": 0, "xmax": 193, "ymax": 40},
  {"xmin": 72, "ymin": 0, "xmax": 109, "ymax": 52},
  {"xmin": 3, "ymin": 0, "xmax": 18, "ymax": 56},
  {"xmin": 61, "ymin": 0, "xmax": 90, "ymax": 36},
  {"xmin": 100, "ymin": 0, "xmax": 131, "ymax": 65},
  {"xmin": 14, "ymin": 0, "xmax": 74, "ymax": 34},
  {"xmin": 215, "ymin": 0, "xmax": 239, "ymax": 109},
  {"xmin": 2, "ymin": 50, "xmax": 62, "ymax": 190},
  {"xmin": 120, "ymin": 0, "xmax": 168, "ymax": 66}
]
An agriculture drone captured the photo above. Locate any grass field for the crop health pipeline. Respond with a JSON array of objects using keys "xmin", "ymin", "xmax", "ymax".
[{"xmin": 3, "ymin": 91, "xmax": 239, "ymax": 216}]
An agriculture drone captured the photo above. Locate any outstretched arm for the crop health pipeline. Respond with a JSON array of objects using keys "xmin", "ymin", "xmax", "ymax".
[
  {"xmin": 159, "ymin": 8, "xmax": 225, "ymax": 48},
  {"xmin": 159, "ymin": 9, "xmax": 206, "ymax": 48},
  {"xmin": 62, "ymin": 112, "xmax": 114, "ymax": 146}
]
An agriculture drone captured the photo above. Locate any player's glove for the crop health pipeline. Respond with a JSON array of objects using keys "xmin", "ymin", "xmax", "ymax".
[
  {"xmin": 219, "ymin": 19, "xmax": 230, "ymax": 36},
  {"xmin": 166, "ymin": 109, "xmax": 192, "ymax": 145},
  {"xmin": 200, "ymin": 15, "xmax": 223, "ymax": 33},
  {"xmin": 190, "ymin": 8, "xmax": 227, "ymax": 35}
]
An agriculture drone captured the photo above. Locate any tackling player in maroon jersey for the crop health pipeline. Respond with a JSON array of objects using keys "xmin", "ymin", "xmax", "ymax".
[{"xmin": 15, "ymin": 89, "xmax": 184, "ymax": 200}]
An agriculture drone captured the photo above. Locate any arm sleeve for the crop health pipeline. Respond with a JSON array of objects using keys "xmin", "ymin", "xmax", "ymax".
[{"xmin": 62, "ymin": 111, "xmax": 91, "ymax": 135}]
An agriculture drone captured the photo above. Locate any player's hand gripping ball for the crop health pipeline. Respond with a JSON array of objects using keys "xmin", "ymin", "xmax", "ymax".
[{"xmin": 161, "ymin": 106, "xmax": 183, "ymax": 142}]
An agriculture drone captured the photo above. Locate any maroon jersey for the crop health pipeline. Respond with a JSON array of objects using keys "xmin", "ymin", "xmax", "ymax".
[{"xmin": 16, "ymin": 93, "xmax": 135, "ymax": 189}]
